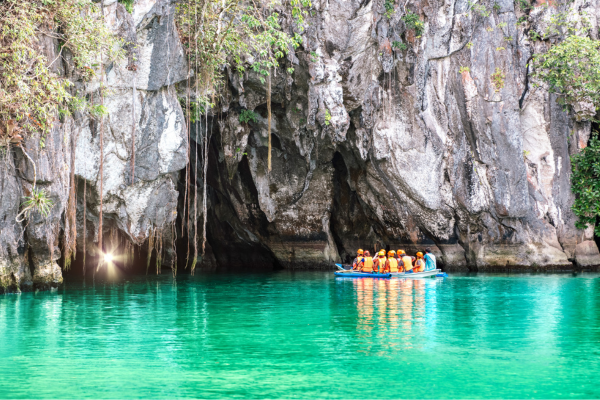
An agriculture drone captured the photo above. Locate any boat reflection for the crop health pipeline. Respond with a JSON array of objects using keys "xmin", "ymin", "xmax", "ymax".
[{"xmin": 353, "ymin": 277, "xmax": 441, "ymax": 354}]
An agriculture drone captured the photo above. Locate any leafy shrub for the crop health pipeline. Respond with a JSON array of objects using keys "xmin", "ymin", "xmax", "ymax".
[
  {"xmin": 402, "ymin": 12, "xmax": 424, "ymax": 36},
  {"xmin": 459, "ymin": 66, "xmax": 470, "ymax": 74},
  {"xmin": 119, "ymin": 0, "xmax": 134, "ymax": 13},
  {"xmin": 533, "ymin": 35, "xmax": 600, "ymax": 112},
  {"xmin": 491, "ymin": 67, "xmax": 505, "ymax": 92},
  {"xmin": 239, "ymin": 109, "xmax": 259, "ymax": 124},
  {"xmin": 571, "ymin": 132, "xmax": 600, "ymax": 236},
  {"xmin": 384, "ymin": 0, "xmax": 395, "ymax": 18},
  {"xmin": 392, "ymin": 41, "xmax": 408, "ymax": 51}
]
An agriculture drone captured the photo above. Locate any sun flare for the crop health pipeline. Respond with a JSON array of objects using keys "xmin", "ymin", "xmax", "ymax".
[{"xmin": 104, "ymin": 253, "xmax": 113, "ymax": 263}]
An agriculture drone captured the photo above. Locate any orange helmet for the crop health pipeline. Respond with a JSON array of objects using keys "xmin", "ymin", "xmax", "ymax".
[
  {"xmin": 397, "ymin": 250, "xmax": 405, "ymax": 255},
  {"xmin": 378, "ymin": 250, "xmax": 386, "ymax": 256},
  {"xmin": 387, "ymin": 250, "xmax": 396, "ymax": 256},
  {"xmin": 416, "ymin": 252, "xmax": 423, "ymax": 258},
  {"xmin": 357, "ymin": 249, "xmax": 364, "ymax": 255}
]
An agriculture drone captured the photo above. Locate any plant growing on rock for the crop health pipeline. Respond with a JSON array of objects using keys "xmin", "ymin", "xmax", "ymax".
[
  {"xmin": 533, "ymin": 35, "xmax": 600, "ymax": 113},
  {"xmin": 118, "ymin": 0, "xmax": 134, "ymax": 13},
  {"xmin": 0, "ymin": 0, "xmax": 122, "ymax": 139},
  {"xmin": 491, "ymin": 67, "xmax": 505, "ymax": 92},
  {"xmin": 571, "ymin": 131, "xmax": 600, "ymax": 236},
  {"xmin": 402, "ymin": 11, "xmax": 424, "ymax": 36},
  {"xmin": 239, "ymin": 109, "xmax": 259, "ymax": 124},
  {"xmin": 392, "ymin": 41, "xmax": 407, "ymax": 51},
  {"xmin": 16, "ymin": 188, "xmax": 54, "ymax": 223},
  {"xmin": 459, "ymin": 66, "xmax": 470, "ymax": 74},
  {"xmin": 384, "ymin": 0, "xmax": 395, "ymax": 18},
  {"xmin": 324, "ymin": 109, "xmax": 332, "ymax": 126}
]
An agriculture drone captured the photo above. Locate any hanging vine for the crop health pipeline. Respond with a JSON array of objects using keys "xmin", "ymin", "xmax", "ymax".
[{"xmin": 175, "ymin": 0, "xmax": 309, "ymax": 271}]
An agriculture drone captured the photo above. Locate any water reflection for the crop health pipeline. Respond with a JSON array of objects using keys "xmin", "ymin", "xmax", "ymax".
[
  {"xmin": 351, "ymin": 277, "xmax": 441, "ymax": 354},
  {"xmin": 2, "ymin": 273, "xmax": 600, "ymax": 399}
]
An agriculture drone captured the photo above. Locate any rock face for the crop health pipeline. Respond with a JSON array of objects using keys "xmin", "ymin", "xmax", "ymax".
[
  {"xmin": 1, "ymin": 0, "xmax": 187, "ymax": 292},
  {"xmin": 2, "ymin": 0, "xmax": 600, "ymax": 292},
  {"xmin": 197, "ymin": 0, "xmax": 600, "ymax": 271}
]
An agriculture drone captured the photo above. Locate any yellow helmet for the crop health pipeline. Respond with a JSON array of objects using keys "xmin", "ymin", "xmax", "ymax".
[
  {"xmin": 378, "ymin": 250, "xmax": 386, "ymax": 256},
  {"xmin": 357, "ymin": 249, "xmax": 364, "ymax": 255},
  {"xmin": 416, "ymin": 252, "xmax": 423, "ymax": 258},
  {"xmin": 397, "ymin": 250, "xmax": 405, "ymax": 255},
  {"xmin": 387, "ymin": 250, "xmax": 396, "ymax": 256}
]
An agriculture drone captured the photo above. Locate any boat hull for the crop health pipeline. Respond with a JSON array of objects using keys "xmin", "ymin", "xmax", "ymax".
[
  {"xmin": 334, "ymin": 272, "xmax": 392, "ymax": 278},
  {"xmin": 390, "ymin": 269, "xmax": 442, "ymax": 278}
]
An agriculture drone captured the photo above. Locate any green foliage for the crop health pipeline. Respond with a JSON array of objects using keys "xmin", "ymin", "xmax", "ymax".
[
  {"xmin": 239, "ymin": 109, "xmax": 259, "ymax": 124},
  {"xmin": 459, "ymin": 66, "xmax": 470, "ymax": 74},
  {"xmin": 0, "ymin": 0, "xmax": 122, "ymax": 139},
  {"xmin": 310, "ymin": 51, "xmax": 319, "ymax": 62},
  {"xmin": 505, "ymin": 36, "xmax": 513, "ymax": 42},
  {"xmin": 119, "ymin": 0, "xmax": 134, "ymax": 13},
  {"xmin": 402, "ymin": 11, "xmax": 424, "ymax": 36},
  {"xmin": 517, "ymin": 0, "xmax": 532, "ymax": 12},
  {"xmin": 175, "ymin": 0, "xmax": 309, "ymax": 91},
  {"xmin": 486, "ymin": 26, "xmax": 494, "ymax": 32},
  {"xmin": 498, "ymin": 22, "xmax": 507, "ymax": 28},
  {"xmin": 491, "ymin": 67, "xmax": 505, "ymax": 92},
  {"xmin": 493, "ymin": 3, "xmax": 500, "ymax": 12},
  {"xmin": 21, "ymin": 188, "xmax": 54, "ymax": 219},
  {"xmin": 384, "ymin": 0, "xmax": 395, "ymax": 18},
  {"xmin": 466, "ymin": 42, "xmax": 473, "ymax": 49},
  {"xmin": 324, "ymin": 109, "xmax": 331, "ymax": 126},
  {"xmin": 571, "ymin": 132, "xmax": 600, "ymax": 236},
  {"xmin": 392, "ymin": 41, "xmax": 408, "ymax": 51},
  {"xmin": 517, "ymin": 16, "xmax": 528, "ymax": 25},
  {"xmin": 533, "ymin": 35, "xmax": 600, "ymax": 112},
  {"xmin": 470, "ymin": 2, "xmax": 491, "ymax": 18},
  {"xmin": 496, "ymin": 46, "xmax": 505, "ymax": 51}
]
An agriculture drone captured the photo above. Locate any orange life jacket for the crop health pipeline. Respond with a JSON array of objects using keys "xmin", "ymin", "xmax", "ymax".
[
  {"xmin": 402, "ymin": 256, "xmax": 413, "ymax": 271},
  {"xmin": 387, "ymin": 257, "xmax": 399, "ymax": 273},
  {"xmin": 362, "ymin": 257, "xmax": 374, "ymax": 272}
]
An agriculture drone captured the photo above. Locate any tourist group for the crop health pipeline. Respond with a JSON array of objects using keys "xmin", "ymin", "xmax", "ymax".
[{"xmin": 351, "ymin": 248, "xmax": 437, "ymax": 274}]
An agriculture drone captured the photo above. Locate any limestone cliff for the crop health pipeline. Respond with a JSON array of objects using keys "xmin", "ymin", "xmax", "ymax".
[{"xmin": 1, "ymin": 0, "xmax": 599, "ymax": 293}]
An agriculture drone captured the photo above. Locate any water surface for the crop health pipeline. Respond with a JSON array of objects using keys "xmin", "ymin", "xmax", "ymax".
[{"xmin": 1, "ymin": 272, "xmax": 599, "ymax": 398}]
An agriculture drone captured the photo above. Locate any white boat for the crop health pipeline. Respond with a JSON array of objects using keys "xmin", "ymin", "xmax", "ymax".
[{"xmin": 390, "ymin": 269, "xmax": 442, "ymax": 278}]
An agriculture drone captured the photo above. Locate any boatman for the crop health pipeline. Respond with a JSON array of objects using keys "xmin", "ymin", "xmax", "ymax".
[
  {"xmin": 352, "ymin": 249, "xmax": 364, "ymax": 270},
  {"xmin": 385, "ymin": 250, "xmax": 399, "ymax": 273},
  {"xmin": 361, "ymin": 251, "xmax": 374, "ymax": 273},
  {"xmin": 373, "ymin": 250, "xmax": 387, "ymax": 273},
  {"xmin": 424, "ymin": 248, "xmax": 437, "ymax": 271}
]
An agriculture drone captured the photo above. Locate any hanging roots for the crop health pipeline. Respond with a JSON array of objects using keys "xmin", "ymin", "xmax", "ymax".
[{"xmin": 146, "ymin": 227, "xmax": 155, "ymax": 274}]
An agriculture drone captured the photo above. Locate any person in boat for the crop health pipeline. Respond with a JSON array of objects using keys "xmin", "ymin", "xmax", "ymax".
[
  {"xmin": 424, "ymin": 248, "xmax": 437, "ymax": 271},
  {"xmin": 360, "ymin": 251, "xmax": 374, "ymax": 273},
  {"xmin": 414, "ymin": 252, "xmax": 426, "ymax": 272},
  {"xmin": 352, "ymin": 249, "xmax": 364, "ymax": 270},
  {"xmin": 373, "ymin": 250, "xmax": 387, "ymax": 273},
  {"xmin": 399, "ymin": 250, "xmax": 414, "ymax": 273},
  {"xmin": 385, "ymin": 250, "xmax": 399, "ymax": 273},
  {"xmin": 395, "ymin": 250, "xmax": 405, "ymax": 272}
]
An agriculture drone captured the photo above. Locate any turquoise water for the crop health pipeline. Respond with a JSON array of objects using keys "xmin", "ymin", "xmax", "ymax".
[{"xmin": 1, "ymin": 272, "xmax": 600, "ymax": 399}]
